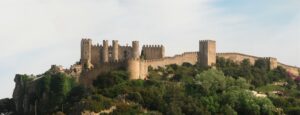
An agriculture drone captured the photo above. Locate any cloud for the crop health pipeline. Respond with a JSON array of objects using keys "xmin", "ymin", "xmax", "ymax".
[{"xmin": 0, "ymin": 0, "xmax": 299, "ymax": 98}]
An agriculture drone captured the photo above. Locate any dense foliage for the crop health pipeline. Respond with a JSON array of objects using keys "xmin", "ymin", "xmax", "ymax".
[
  {"xmin": 63, "ymin": 59, "xmax": 295, "ymax": 114},
  {"xmin": 0, "ymin": 98, "xmax": 15, "ymax": 114},
  {"xmin": 2, "ymin": 58, "xmax": 300, "ymax": 114},
  {"xmin": 28, "ymin": 72, "xmax": 77, "ymax": 114},
  {"xmin": 216, "ymin": 57, "xmax": 300, "ymax": 114}
]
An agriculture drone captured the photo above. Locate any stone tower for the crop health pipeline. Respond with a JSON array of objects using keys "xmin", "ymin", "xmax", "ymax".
[
  {"xmin": 112, "ymin": 40, "xmax": 119, "ymax": 61},
  {"xmin": 132, "ymin": 41, "xmax": 140, "ymax": 59},
  {"xmin": 81, "ymin": 39, "xmax": 93, "ymax": 68},
  {"xmin": 127, "ymin": 41, "xmax": 144, "ymax": 80},
  {"xmin": 127, "ymin": 59, "xmax": 147, "ymax": 80},
  {"xmin": 127, "ymin": 58, "xmax": 140, "ymax": 79},
  {"xmin": 265, "ymin": 57, "xmax": 278, "ymax": 70},
  {"xmin": 199, "ymin": 40, "xmax": 216, "ymax": 67},
  {"xmin": 102, "ymin": 40, "xmax": 109, "ymax": 63}
]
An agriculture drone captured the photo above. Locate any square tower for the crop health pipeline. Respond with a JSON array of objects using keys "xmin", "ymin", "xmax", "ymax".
[
  {"xmin": 265, "ymin": 57, "xmax": 278, "ymax": 70},
  {"xmin": 199, "ymin": 40, "xmax": 216, "ymax": 67}
]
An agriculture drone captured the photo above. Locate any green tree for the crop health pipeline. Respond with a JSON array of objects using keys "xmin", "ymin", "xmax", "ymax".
[
  {"xmin": 93, "ymin": 70, "xmax": 128, "ymax": 89},
  {"xmin": 194, "ymin": 69, "xmax": 226, "ymax": 95}
]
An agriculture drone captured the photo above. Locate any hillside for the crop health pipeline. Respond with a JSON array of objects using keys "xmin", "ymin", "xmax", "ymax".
[{"xmin": 1, "ymin": 57, "xmax": 300, "ymax": 115}]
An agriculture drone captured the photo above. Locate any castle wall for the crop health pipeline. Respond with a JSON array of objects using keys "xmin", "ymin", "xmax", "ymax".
[
  {"xmin": 145, "ymin": 52, "xmax": 198, "ymax": 69},
  {"xmin": 119, "ymin": 46, "xmax": 133, "ymax": 60},
  {"xmin": 217, "ymin": 52, "xmax": 260, "ymax": 64},
  {"xmin": 81, "ymin": 39, "xmax": 299, "ymax": 81},
  {"xmin": 139, "ymin": 60, "xmax": 147, "ymax": 79},
  {"xmin": 142, "ymin": 45, "xmax": 164, "ymax": 60},
  {"xmin": 91, "ymin": 45, "xmax": 101, "ymax": 66},
  {"xmin": 80, "ymin": 62, "xmax": 126, "ymax": 87},
  {"xmin": 217, "ymin": 52, "xmax": 299, "ymax": 75},
  {"xmin": 265, "ymin": 57, "xmax": 278, "ymax": 70},
  {"xmin": 278, "ymin": 62, "xmax": 299, "ymax": 75},
  {"xmin": 126, "ymin": 52, "xmax": 198, "ymax": 79}
]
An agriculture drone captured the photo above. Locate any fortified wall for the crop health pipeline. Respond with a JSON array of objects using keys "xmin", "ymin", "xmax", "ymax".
[
  {"xmin": 145, "ymin": 52, "xmax": 198, "ymax": 69},
  {"xmin": 142, "ymin": 45, "xmax": 165, "ymax": 60},
  {"xmin": 216, "ymin": 53, "xmax": 299, "ymax": 75},
  {"xmin": 277, "ymin": 63, "xmax": 299, "ymax": 75},
  {"xmin": 78, "ymin": 39, "xmax": 300, "ymax": 82}
]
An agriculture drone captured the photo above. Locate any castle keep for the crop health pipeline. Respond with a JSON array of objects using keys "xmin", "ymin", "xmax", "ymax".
[
  {"xmin": 81, "ymin": 39, "xmax": 141, "ymax": 68},
  {"xmin": 77, "ymin": 39, "xmax": 299, "ymax": 81}
]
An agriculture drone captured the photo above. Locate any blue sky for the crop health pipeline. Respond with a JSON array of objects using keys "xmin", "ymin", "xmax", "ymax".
[{"xmin": 0, "ymin": 0, "xmax": 299, "ymax": 98}]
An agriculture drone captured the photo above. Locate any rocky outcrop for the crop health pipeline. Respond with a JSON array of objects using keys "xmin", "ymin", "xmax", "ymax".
[
  {"xmin": 13, "ymin": 74, "xmax": 25, "ymax": 113},
  {"xmin": 12, "ymin": 74, "xmax": 36, "ymax": 114}
]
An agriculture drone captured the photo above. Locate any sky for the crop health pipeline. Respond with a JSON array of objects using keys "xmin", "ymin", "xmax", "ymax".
[{"xmin": 0, "ymin": 0, "xmax": 299, "ymax": 98}]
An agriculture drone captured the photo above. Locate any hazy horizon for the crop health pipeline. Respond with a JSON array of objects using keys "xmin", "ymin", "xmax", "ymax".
[{"xmin": 0, "ymin": 0, "xmax": 299, "ymax": 98}]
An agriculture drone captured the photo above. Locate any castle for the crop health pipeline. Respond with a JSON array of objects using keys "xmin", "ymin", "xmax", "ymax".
[{"xmin": 76, "ymin": 39, "xmax": 299, "ymax": 82}]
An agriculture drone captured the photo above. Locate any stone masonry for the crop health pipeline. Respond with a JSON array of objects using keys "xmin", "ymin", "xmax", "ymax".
[{"xmin": 78, "ymin": 39, "xmax": 300, "ymax": 80}]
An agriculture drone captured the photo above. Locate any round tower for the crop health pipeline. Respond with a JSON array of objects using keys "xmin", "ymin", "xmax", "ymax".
[
  {"xmin": 81, "ymin": 39, "xmax": 93, "ymax": 68},
  {"xmin": 127, "ymin": 58, "xmax": 140, "ymax": 79},
  {"xmin": 132, "ymin": 41, "xmax": 140, "ymax": 59},
  {"xmin": 102, "ymin": 40, "xmax": 109, "ymax": 63},
  {"xmin": 112, "ymin": 40, "xmax": 119, "ymax": 61}
]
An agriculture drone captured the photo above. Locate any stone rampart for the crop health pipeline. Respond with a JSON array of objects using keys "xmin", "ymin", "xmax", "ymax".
[
  {"xmin": 145, "ymin": 52, "xmax": 198, "ymax": 69},
  {"xmin": 278, "ymin": 62, "xmax": 299, "ymax": 75},
  {"xmin": 217, "ymin": 52, "xmax": 261, "ymax": 64},
  {"xmin": 217, "ymin": 52, "xmax": 299, "ymax": 75}
]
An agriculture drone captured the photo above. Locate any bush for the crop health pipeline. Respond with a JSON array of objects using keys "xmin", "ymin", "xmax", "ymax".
[{"xmin": 93, "ymin": 71, "xmax": 128, "ymax": 89}]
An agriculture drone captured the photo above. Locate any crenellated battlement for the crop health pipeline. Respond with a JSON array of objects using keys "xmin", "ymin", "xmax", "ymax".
[
  {"xmin": 142, "ymin": 44, "xmax": 164, "ymax": 60},
  {"xmin": 120, "ymin": 46, "xmax": 132, "ymax": 48},
  {"xmin": 142, "ymin": 44, "xmax": 164, "ymax": 48},
  {"xmin": 81, "ymin": 38, "xmax": 92, "ymax": 42},
  {"xmin": 91, "ymin": 44, "xmax": 102, "ymax": 48},
  {"xmin": 199, "ymin": 40, "xmax": 215, "ymax": 43},
  {"xmin": 183, "ymin": 51, "xmax": 198, "ymax": 55},
  {"xmin": 263, "ymin": 57, "xmax": 277, "ymax": 60},
  {"xmin": 132, "ymin": 41, "xmax": 139, "ymax": 44}
]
